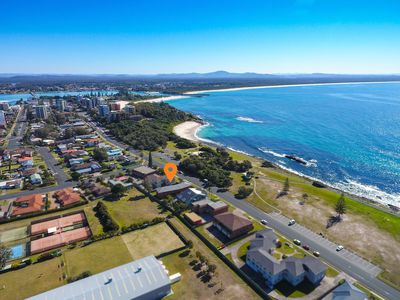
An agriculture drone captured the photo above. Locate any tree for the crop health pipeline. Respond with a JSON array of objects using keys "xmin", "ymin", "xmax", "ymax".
[
  {"xmin": 235, "ymin": 186, "xmax": 253, "ymax": 199},
  {"xmin": 335, "ymin": 193, "xmax": 346, "ymax": 219},
  {"xmin": 111, "ymin": 184, "xmax": 126, "ymax": 198},
  {"xmin": 187, "ymin": 240, "xmax": 193, "ymax": 249},
  {"xmin": 93, "ymin": 147, "xmax": 108, "ymax": 162},
  {"xmin": 148, "ymin": 152, "xmax": 153, "ymax": 168},
  {"xmin": 283, "ymin": 178, "xmax": 290, "ymax": 193},
  {"xmin": 0, "ymin": 244, "xmax": 12, "ymax": 269},
  {"xmin": 71, "ymin": 171, "xmax": 81, "ymax": 181},
  {"xmin": 207, "ymin": 264, "xmax": 217, "ymax": 275}
]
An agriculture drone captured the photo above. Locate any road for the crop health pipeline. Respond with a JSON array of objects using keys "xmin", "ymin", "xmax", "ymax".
[{"xmin": 90, "ymin": 122, "xmax": 399, "ymax": 299}]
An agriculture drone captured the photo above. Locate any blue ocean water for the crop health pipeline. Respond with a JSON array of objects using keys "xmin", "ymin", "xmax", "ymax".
[{"xmin": 169, "ymin": 82, "xmax": 400, "ymax": 206}]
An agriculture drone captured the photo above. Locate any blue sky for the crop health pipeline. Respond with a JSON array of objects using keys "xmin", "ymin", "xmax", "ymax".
[{"xmin": 0, "ymin": 0, "xmax": 399, "ymax": 74}]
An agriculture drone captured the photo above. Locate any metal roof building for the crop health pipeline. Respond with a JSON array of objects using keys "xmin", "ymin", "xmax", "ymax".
[{"xmin": 27, "ymin": 256, "xmax": 172, "ymax": 300}]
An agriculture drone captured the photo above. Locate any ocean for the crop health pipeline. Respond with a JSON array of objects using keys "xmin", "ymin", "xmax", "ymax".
[{"xmin": 169, "ymin": 82, "xmax": 400, "ymax": 207}]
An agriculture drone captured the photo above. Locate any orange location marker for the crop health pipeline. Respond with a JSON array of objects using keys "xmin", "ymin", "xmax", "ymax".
[{"xmin": 164, "ymin": 162, "xmax": 178, "ymax": 182}]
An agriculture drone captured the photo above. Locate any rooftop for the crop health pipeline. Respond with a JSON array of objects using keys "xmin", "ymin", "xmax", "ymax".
[
  {"xmin": 27, "ymin": 256, "xmax": 171, "ymax": 300},
  {"xmin": 214, "ymin": 212, "xmax": 253, "ymax": 231}
]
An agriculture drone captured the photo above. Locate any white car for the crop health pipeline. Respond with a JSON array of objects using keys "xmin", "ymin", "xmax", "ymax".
[
  {"xmin": 288, "ymin": 219, "xmax": 296, "ymax": 226},
  {"xmin": 336, "ymin": 245, "xmax": 344, "ymax": 251},
  {"xmin": 260, "ymin": 219, "xmax": 268, "ymax": 225}
]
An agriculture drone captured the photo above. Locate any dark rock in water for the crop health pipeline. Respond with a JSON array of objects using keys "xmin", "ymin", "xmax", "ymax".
[
  {"xmin": 262, "ymin": 160, "xmax": 276, "ymax": 168},
  {"xmin": 312, "ymin": 181, "xmax": 326, "ymax": 188},
  {"xmin": 285, "ymin": 154, "xmax": 307, "ymax": 165}
]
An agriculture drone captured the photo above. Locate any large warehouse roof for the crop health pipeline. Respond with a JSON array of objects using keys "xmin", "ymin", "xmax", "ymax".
[{"xmin": 27, "ymin": 256, "xmax": 171, "ymax": 300}]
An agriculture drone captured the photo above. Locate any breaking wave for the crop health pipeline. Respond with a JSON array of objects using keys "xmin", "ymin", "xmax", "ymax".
[{"xmin": 236, "ymin": 116, "xmax": 264, "ymax": 123}]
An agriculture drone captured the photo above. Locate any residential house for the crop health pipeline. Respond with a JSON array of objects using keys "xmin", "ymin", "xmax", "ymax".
[
  {"xmin": 12, "ymin": 194, "xmax": 44, "ymax": 216},
  {"xmin": 18, "ymin": 156, "xmax": 34, "ymax": 168},
  {"xmin": 89, "ymin": 184, "xmax": 111, "ymax": 198},
  {"xmin": 246, "ymin": 229, "xmax": 327, "ymax": 289},
  {"xmin": 184, "ymin": 212, "xmax": 204, "ymax": 225},
  {"xmin": 71, "ymin": 162, "xmax": 101, "ymax": 174},
  {"xmin": 155, "ymin": 182, "xmax": 192, "ymax": 198},
  {"xmin": 107, "ymin": 148, "xmax": 122, "ymax": 158},
  {"xmin": 192, "ymin": 199, "xmax": 229, "ymax": 215},
  {"xmin": 132, "ymin": 166, "xmax": 157, "ymax": 179},
  {"xmin": 30, "ymin": 173, "xmax": 43, "ymax": 185},
  {"xmin": 108, "ymin": 176, "xmax": 133, "ymax": 189},
  {"xmin": 176, "ymin": 188, "xmax": 206, "ymax": 205},
  {"xmin": 143, "ymin": 173, "xmax": 168, "ymax": 189},
  {"xmin": 213, "ymin": 212, "xmax": 253, "ymax": 239},
  {"xmin": 85, "ymin": 138, "xmax": 99, "ymax": 147},
  {"xmin": 323, "ymin": 281, "xmax": 367, "ymax": 300},
  {"xmin": 0, "ymin": 179, "xmax": 23, "ymax": 190},
  {"xmin": 69, "ymin": 158, "xmax": 84, "ymax": 166},
  {"xmin": 54, "ymin": 188, "xmax": 81, "ymax": 206}
]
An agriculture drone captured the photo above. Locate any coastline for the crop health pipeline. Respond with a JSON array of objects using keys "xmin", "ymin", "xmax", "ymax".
[
  {"xmin": 137, "ymin": 80, "xmax": 400, "ymax": 104},
  {"xmin": 172, "ymin": 120, "xmax": 400, "ymax": 212}
]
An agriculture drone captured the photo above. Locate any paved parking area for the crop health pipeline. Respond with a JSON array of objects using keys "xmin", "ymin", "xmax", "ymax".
[{"xmin": 269, "ymin": 212, "xmax": 382, "ymax": 276}]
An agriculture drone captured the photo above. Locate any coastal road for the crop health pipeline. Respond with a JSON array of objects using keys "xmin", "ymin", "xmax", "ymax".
[{"xmin": 90, "ymin": 122, "xmax": 399, "ymax": 299}]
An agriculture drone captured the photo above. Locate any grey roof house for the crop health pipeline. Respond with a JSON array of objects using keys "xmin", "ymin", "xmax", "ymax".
[{"xmin": 246, "ymin": 229, "xmax": 327, "ymax": 289}]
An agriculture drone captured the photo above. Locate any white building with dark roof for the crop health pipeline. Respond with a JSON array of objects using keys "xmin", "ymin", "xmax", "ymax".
[{"xmin": 27, "ymin": 255, "xmax": 179, "ymax": 300}]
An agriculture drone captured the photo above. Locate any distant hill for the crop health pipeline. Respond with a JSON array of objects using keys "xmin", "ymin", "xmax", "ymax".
[{"xmin": 0, "ymin": 71, "xmax": 400, "ymax": 83}]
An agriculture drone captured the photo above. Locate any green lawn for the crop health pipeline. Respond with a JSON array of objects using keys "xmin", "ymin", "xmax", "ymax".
[
  {"xmin": 326, "ymin": 266, "xmax": 340, "ymax": 278},
  {"xmin": 237, "ymin": 241, "xmax": 251, "ymax": 261},
  {"xmin": 0, "ymin": 257, "xmax": 65, "ymax": 300},
  {"xmin": 102, "ymin": 188, "xmax": 163, "ymax": 227},
  {"xmin": 121, "ymin": 222, "xmax": 185, "ymax": 259},
  {"xmin": 83, "ymin": 201, "xmax": 103, "ymax": 236},
  {"xmin": 63, "ymin": 236, "xmax": 132, "ymax": 278}
]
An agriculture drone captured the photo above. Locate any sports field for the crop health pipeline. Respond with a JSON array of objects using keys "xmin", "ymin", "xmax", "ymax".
[{"xmin": 121, "ymin": 222, "xmax": 185, "ymax": 259}]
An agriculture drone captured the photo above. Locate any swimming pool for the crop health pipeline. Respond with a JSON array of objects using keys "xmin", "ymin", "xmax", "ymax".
[{"xmin": 10, "ymin": 244, "xmax": 25, "ymax": 259}]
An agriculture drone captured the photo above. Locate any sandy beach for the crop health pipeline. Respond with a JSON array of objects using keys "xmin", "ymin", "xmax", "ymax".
[{"xmin": 173, "ymin": 121, "xmax": 203, "ymax": 142}]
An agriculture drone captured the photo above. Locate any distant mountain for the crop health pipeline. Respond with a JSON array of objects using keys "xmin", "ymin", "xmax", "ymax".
[{"xmin": 0, "ymin": 71, "xmax": 399, "ymax": 83}]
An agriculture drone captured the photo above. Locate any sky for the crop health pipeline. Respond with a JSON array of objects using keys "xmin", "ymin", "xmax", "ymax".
[{"xmin": 0, "ymin": 0, "xmax": 399, "ymax": 74}]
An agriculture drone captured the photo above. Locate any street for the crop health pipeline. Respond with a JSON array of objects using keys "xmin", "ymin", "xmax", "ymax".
[{"xmin": 90, "ymin": 121, "xmax": 399, "ymax": 300}]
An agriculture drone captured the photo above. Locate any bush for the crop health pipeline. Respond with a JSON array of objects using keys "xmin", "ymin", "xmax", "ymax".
[
  {"xmin": 235, "ymin": 186, "xmax": 253, "ymax": 199},
  {"xmin": 67, "ymin": 271, "xmax": 92, "ymax": 283},
  {"xmin": 175, "ymin": 138, "xmax": 196, "ymax": 149},
  {"xmin": 94, "ymin": 202, "xmax": 119, "ymax": 232}
]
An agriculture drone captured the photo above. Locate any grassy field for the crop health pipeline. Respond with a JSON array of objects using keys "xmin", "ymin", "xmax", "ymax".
[
  {"xmin": 238, "ymin": 241, "xmax": 251, "ymax": 261},
  {"xmin": 83, "ymin": 201, "xmax": 103, "ymax": 236},
  {"xmin": 121, "ymin": 222, "xmax": 184, "ymax": 259},
  {"xmin": 63, "ymin": 236, "xmax": 132, "ymax": 278},
  {"xmin": 102, "ymin": 188, "xmax": 163, "ymax": 227},
  {"xmin": 166, "ymin": 218, "xmax": 260, "ymax": 300},
  {"xmin": 0, "ymin": 257, "xmax": 65, "ymax": 300}
]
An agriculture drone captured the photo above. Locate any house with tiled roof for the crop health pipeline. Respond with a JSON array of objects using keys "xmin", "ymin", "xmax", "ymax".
[
  {"xmin": 55, "ymin": 188, "xmax": 81, "ymax": 206},
  {"xmin": 213, "ymin": 212, "xmax": 253, "ymax": 239},
  {"xmin": 246, "ymin": 229, "xmax": 327, "ymax": 289},
  {"xmin": 12, "ymin": 194, "xmax": 44, "ymax": 216}
]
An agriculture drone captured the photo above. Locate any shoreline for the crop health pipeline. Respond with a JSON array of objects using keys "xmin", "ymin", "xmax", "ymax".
[
  {"xmin": 138, "ymin": 80, "xmax": 400, "ymax": 103},
  {"xmin": 172, "ymin": 120, "xmax": 400, "ymax": 212}
]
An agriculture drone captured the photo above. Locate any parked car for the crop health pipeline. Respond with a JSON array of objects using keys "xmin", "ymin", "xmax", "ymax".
[
  {"xmin": 260, "ymin": 219, "xmax": 268, "ymax": 225},
  {"xmin": 313, "ymin": 251, "xmax": 320, "ymax": 257},
  {"xmin": 302, "ymin": 245, "xmax": 310, "ymax": 250},
  {"xmin": 288, "ymin": 219, "xmax": 296, "ymax": 226},
  {"xmin": 293, "ymin": 239, "xmax": 301, "ymax": 245},
  {"xmin": 336, "ymin": 245, "xmax": 344, "ymax": 251}
]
